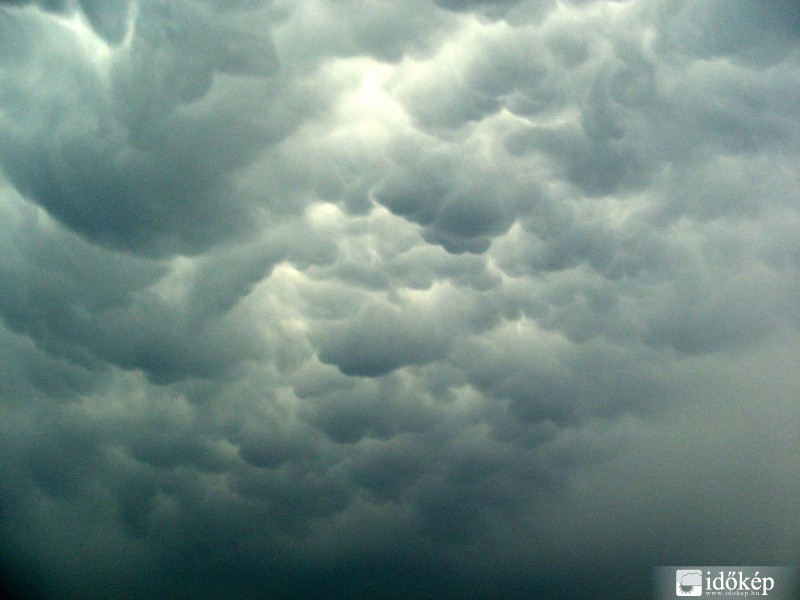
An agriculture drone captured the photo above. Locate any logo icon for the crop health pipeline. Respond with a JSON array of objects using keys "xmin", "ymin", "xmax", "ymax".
[{"xmin": 676, "ymin": 570, "xmax": 703, "ymax": 596}]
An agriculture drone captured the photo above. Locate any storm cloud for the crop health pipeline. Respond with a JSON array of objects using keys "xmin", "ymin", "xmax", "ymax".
[{"xmin": 0, "ymin": 1, "xmax": 798, "ymax": 598}]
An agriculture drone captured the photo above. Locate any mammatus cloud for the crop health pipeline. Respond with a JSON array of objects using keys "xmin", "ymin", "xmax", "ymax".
[
  {"xmin": 0, "ymin": 0, "xmax": 798, "ymax": 598},
  {"xmin": 0, "ymin": 0, "xmax": 281, "ymax": 254}
]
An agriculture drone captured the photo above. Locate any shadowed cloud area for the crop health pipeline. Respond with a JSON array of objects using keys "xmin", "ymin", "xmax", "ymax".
[{"xmin": 0, "ymin": 0, "xmax": 798, "ymax": 598}]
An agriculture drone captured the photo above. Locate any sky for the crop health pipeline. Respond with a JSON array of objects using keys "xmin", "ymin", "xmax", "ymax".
[{"xmin": 0, "ymin": 0, "xmax": 798, "ymax": 598}]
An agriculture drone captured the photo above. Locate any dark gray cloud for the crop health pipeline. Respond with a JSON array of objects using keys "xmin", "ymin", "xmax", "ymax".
[
  {"xmin": 0, "ymin": 0, "xmax": 282, "ymax": 255},
  {"xmin": 1, "ymin": 0, "xmax": 799, "ymax": 598}
]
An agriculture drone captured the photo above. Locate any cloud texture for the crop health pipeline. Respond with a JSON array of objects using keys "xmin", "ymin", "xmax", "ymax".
[{"xmin": 0, "ymin": 1, "xmax": 798, "ymax": 598}]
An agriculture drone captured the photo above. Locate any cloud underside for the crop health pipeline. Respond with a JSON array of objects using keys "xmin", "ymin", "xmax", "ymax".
[{"xmin": 0, "ymin": 0, "xmax": 798, "ymax": 598}]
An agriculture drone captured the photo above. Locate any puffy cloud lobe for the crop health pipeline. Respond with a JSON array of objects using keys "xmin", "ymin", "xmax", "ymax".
[
  {"xmin": 272, "ymin": 0, "xmax": 449, "ymax": 68},
  {"xmin": 313, "ymin": 301, "xmax": 453, "ymax": 377},
  {"xmin": 370, "ymin": 134, "xmax": 530, "ymax": 254},
  {"xmin": 0, "ymin": 0, "xmax": 280, "ymax": 255},
  {"xmin": 0, "ymin": 182, "xmax": 340, "ymax": 383}
]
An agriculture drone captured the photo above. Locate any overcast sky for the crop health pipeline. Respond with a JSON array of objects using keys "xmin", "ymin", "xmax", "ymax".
[{"xmin": 0, "ymin": 1, "xmax": 798, "ymax": 598}]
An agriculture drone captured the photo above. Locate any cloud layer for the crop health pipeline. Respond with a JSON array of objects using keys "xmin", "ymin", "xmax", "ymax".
[{"xmin": 0, "ymin": 1, "xmax": 798, "ymax": 598}]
